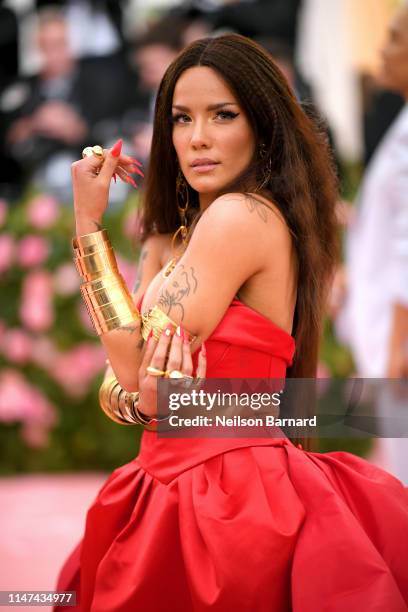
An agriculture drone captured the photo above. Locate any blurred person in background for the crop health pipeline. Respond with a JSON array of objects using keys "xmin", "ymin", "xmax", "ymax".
[
  {"xmin": 335, "ymin": 4, "xmax": 408, "ymax": 483},
  {"xmin": 0, "ymin": 0, "xmax": 20, "ymax": 199},
  {"xmin": 35, "ymin": 0, "xmax": 126, "ymax": 59},
  {"xmin": 3, "ymin": 7, "xmax": 133, "ymax": 202},
  {"xmin": 127, "ymin": 13, "xmax": 209, "ymax": 163}
]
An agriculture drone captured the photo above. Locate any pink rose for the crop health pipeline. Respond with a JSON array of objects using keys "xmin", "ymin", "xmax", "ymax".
[
  {"xmin": 0, "ymin": 199, "xmax": 8, "ymax": 227},
  {"xmin": 51, "ymin": 343, "xmax": 106, "ymax": 397},
  {"xmin": 116, "ymin": 254, "xmax": 137, "ymax": 290},
  {"xmin": 31, "ymin": 336, "xmax": 58, "ymax": 370},
  {"xmin": 27, "ymin": 194, "xmax": 59, "ymax": 229},
  {"xmin": 17, "ymin": 235, "xmax": 49, "ymax": 268},
  {"xmin": 0, "ymin": 369, "xmax": 57, "ymax": 448},
  {"xmin": 54, "ymin": 263, "xmax": 79, "ymax": 296},
  {"xmin": 0, "ymin": 320, "xmax": 5, "ymax": 345},
  {"xmin": 20, "ymin": 270, "xmax": 54, "ymax": 332},
  {"xmin": 2, "ymin": 328, "xmax": 33, "ymax": 364},
  {"xmin": 0, "ymin": 233, "xmax": 15, "ymax": 274}
]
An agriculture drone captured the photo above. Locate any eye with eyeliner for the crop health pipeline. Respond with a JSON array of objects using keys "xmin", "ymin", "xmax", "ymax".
[{"xmin": 171, "ymin": 110, "xmax": 239, "ymax": 124}]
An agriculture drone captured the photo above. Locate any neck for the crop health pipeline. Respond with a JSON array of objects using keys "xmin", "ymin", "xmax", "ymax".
[{"xmin": 199, "ymin": 192, "xmax": 216, "ymax": 212}]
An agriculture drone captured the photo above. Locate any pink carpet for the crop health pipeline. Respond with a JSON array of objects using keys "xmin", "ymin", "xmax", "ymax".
[{"xmin": 0, "ymin": 473, "xmax": 107, "ymax": 611}]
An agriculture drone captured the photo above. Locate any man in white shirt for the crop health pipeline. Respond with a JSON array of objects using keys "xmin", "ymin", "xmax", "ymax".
[{"xmin": 337, "ymin": 5, "xmax": 408, "ymax": 482}]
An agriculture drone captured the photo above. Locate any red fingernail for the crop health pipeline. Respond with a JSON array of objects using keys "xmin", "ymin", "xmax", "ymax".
[
  {"xmin": 129, "ymin": 165, "xmax": 144, "ymax": 177},
  {"xmin": 147, "ymin": 329, "xmax": 153, "ymax": 341},
  {"xmin": 111, "ymin": 139, "xmax": 123, "ymax": 158},
  {"xmin": 130, "ymin": 157, "xmax": 142, "ymax": 167},
  {"xmin": 113, "ymin": 173, "xmax": 117, "ymax": 183},
  {"xmin": 126, "ymin": 175, "xmax": 138, "ymax": 189}
]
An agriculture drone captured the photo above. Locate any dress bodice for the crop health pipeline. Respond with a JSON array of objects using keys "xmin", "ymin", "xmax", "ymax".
[
  {"xmin": 138, "ymin": 295, "xmax": 295, "ymax": 379},
  {"xmin": 193, "ymin": 298, "xmax": 295, "ymax": 379}
]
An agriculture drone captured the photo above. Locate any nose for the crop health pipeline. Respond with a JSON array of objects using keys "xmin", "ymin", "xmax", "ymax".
[{"xmin": 190, "ymin": 118, "xmax": 211, "ymax": 149}]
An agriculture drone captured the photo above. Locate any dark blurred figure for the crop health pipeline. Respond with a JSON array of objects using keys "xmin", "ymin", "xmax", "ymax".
[
  {"xmin": 2, "ymin": 8, "xmax": 133, "ymax": 201},
  {"xmin": 362, "ymin": 80, "xmax": 404, "ymax": 166},
  {"xmin": 35, "ymin": 0, "xmax": 126, "ymax": 54},
  {"xmin": 0, "ymin": 1, "xmax": 20, "ymax": 198},
  {"xmin": 208, "ymin": 0, "xmax": 301, "ymax": 49},
  {"xmin": 0, "ymin": 0, "xmax": 18, "ymax": 92},
  {"xmin": 126, "ymin": 14, "xmax": 202, "ymax": 163}
]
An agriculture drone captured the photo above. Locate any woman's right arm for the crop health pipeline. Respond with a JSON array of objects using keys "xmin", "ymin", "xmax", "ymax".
[{"xmin": 72, "ymin": 140, "xmax": 163, "ymax": 392}]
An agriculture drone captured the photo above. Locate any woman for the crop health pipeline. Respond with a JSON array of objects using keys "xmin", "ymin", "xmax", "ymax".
[{"xmin": 54, "ymin": 35, "xmax": 408, "ymax": 611}]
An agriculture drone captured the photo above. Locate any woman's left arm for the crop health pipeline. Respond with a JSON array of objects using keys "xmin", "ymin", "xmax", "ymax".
[{"xmin": 155, "ymin": 193, "xmax": 279, "ymax": 348}]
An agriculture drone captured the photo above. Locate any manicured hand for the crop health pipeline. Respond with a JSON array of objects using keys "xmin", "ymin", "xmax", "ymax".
[{"xmin": 137, "ymin": 325, "xmax": 206, "ymax": 417}]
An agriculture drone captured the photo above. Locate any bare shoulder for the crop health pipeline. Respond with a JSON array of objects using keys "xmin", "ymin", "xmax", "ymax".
[{"xmin": 198, "ymin": 192, "xmax": 291, "ymax": 246}]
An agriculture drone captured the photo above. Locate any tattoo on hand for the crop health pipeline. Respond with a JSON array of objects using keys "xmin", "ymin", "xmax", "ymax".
[{"xmin": 157, "ymin": 264, "xmax": 198, "ymax": 319}]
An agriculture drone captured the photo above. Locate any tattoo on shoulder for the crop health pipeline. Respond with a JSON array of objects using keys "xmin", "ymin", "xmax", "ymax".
[
  {"xmin": 243, "ymin": 194, "xmax": 269, "ymax": 223},
  {"xmin": 133, "ymin": 248, "xmax": 148, "ymax": 293},
  {"xmin": 157, "ymin": 264, "xmax": 198, "ymax": 319},
  {"xmin": 221, "ymin": 194, "xmax": 269, "ymax": 224}
]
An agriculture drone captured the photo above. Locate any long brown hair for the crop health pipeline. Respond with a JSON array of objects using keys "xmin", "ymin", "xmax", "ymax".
[{"xmin": 141, "ymin": 33, "xmax": 339, "ymax": 381}]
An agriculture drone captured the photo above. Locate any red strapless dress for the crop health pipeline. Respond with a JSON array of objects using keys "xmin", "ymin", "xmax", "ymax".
[{"xmin": 54, "ymin": 300, "xmax": 408, "ymax": 611}]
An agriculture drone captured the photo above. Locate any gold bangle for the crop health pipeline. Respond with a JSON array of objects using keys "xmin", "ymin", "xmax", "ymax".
[
  {"xmin": 74, "ymin": 247, "xmax": 119, "ymax": 280},
  {"xmin": 99, "ymin": 376, "xmax": 143, "ymax": 425},
  {"xmin": 80, "ymin": 274, "xmax": 141, "ymax": 335},
  {"xmin": 99, "ymin": 377, "xmax": 131, "ymax": 425},
  {"xmin": 73, "ymin": 229, "xmax": 142, "ymax": 335},
  {"xmin": 72, "ymin": 229, "xmax": 110, "ymax": 253},
  {"xmin": 141, "ymin": 305, "xmax": 196, "ymax": 343}
]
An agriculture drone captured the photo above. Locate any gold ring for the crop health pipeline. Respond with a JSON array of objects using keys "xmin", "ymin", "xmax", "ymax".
[
  {"xmin": 146, "ymin": 366, "xmax": 166, "ymax": 377},
  {"xmin": 82, "ymin": 145, "xmax": 105, "ymax": 159},
  {"xmin": 164, "ymin": 370, "xmax": 194, "ymax": 380}
]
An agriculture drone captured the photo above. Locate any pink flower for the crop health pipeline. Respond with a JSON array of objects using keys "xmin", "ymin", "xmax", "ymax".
[
  {"xmin": 54, "ymin": 263, "xmax": 79, "ymax": 296},
  {"xmin": 17, "ymin": 235, "xmax": 49, "ymax": 268},
  {"xmin": 2, "ymin": 328, "xmax": 33, "ymax": 364},
  {"xmin": 0, "ymin": 369, "xmax": 57, "ymax": 448},
  {"xmin": 0, "ymin": 320, "xmax": 6, "ymax": 345},
  {"xmin": 0, "ymin": 233, "xmax": 15, "ymax": 274},
  {"xmin": 31, "ymin": 336, "xmax": 58, "ymax": 370},
  {"xmin": 20, "ymin": 270, "xmax": 54, "ymax": 332},
  {"xmin": 0, "ymin": 199, "xmax": 8, "ymax": 227},
  {"xmin": 27, "ymin": 194, "xmax": 59, "ymax": 229},
  {"xmin": 116, "ymin": 254, "xmax": 137, "ymax": 290},
  {"xmin": 50, "ymin": 342, "xmax": 106, "ymax": 397}
]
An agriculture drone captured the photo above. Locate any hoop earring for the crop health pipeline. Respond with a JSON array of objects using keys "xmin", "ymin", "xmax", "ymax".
[
  {"xmin": 256, "ymin": 143, "xmax": 272, "ymax": 192},
  {"xmin": 162, "ymin": 168, "xmax": 190, "ymax": 278}
]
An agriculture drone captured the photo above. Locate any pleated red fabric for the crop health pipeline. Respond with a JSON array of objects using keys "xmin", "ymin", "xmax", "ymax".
[{"xmin": 54, "ymin": 300, "xmax": 408, "ymax": 611}]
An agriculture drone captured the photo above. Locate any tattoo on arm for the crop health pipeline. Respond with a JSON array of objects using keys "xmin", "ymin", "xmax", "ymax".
[
  {"xmin": 115, "ymin": 323, "xmax": 145, "ymax": 349},
  {"xmin": 157, "ymin": 264, "xmax": 198, "ymax": 320},
  {"xmin": 133, "ymin": 248, "xmax": 148, "ymax": 293}
]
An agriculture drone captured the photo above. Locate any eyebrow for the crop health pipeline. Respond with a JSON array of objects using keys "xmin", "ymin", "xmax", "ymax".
[{"xmin": 171, "ymin": 102, "xmax": 238, "ymax": 111}]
